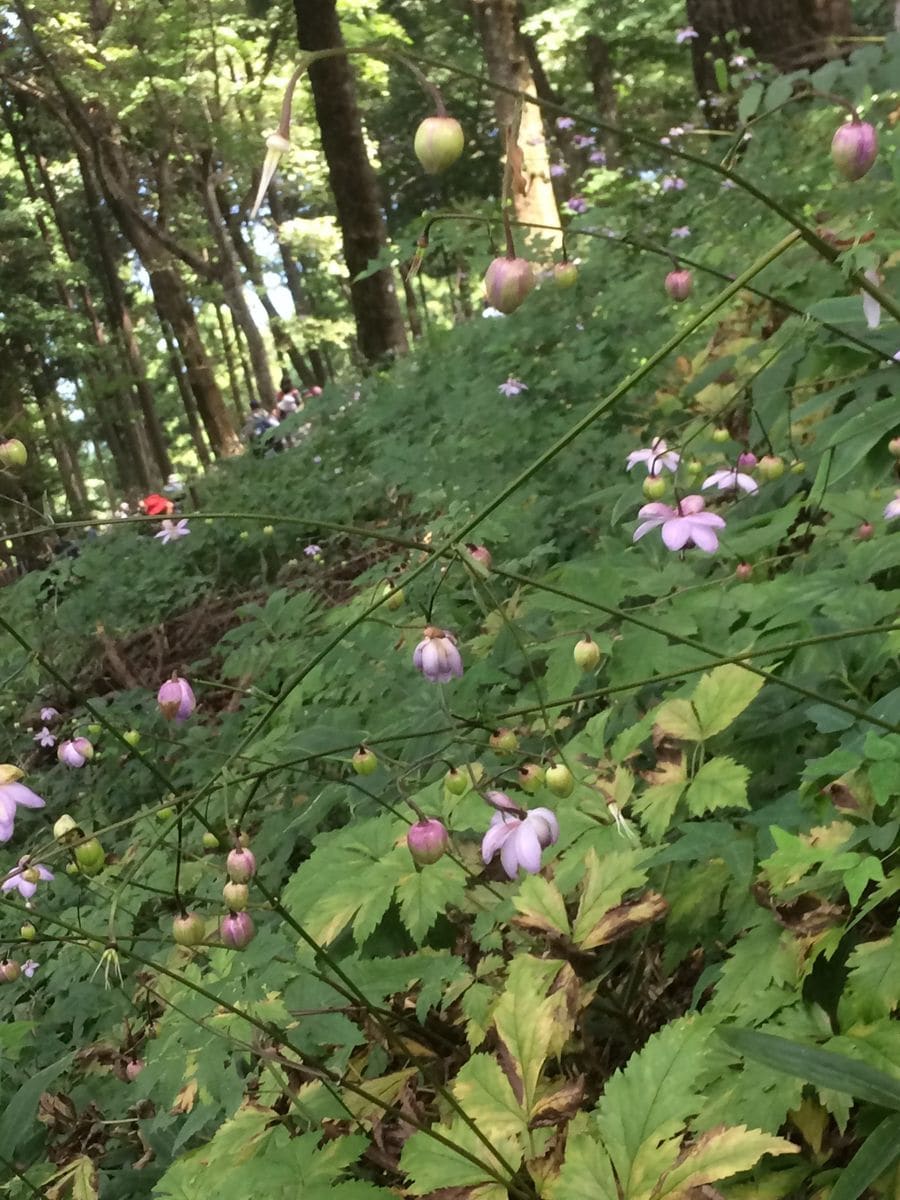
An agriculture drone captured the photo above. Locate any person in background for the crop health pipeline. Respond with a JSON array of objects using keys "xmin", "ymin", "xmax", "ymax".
[
  {"xmin": 163, "ymin": 472, "xmax": 185, "ymax": 501},
  {"xmin": 242, "ymin": 399, "xmax": 281, "ymax": 454},
  {"xmin": 139, "ymin": 492, "xmax": 175, "ymax": 518},
  {"xmin": 275, "ymin": 374, "xmax": 302, "ymax": 421}
]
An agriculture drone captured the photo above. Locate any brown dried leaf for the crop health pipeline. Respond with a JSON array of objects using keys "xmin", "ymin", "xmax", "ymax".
[
  {"xmin": 579, "ymin": 891, "xmax": 669, "ymax": 950},
  {"xmin": 170, "ymin": 1080, "xmax": 198, "ymax": 1115},
  {"xmin": 528, "ymin": 1075, "xmax": 586, "ymax": 1128},
  {"xmin": 505, "ymin": 126, "xmax": 527, "ymax": 196}
]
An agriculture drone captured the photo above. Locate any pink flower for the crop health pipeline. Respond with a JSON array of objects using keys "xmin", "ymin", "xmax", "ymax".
[
  {"xmin": 702, "ymin": 467, "xmax": 758, "ymax": 495},
  {"xmin": 676, "ymin": 26, "xmax": 698, "ymax": 42},
  {"xmin": 567, "ymin": 196, "xmax": 589, "ymax": 214},
  {"xmin": 2, "ymin": 857, "xmax": 53, "ymax": 899},
  {"xmin": 498, "ymin": 377, "xmax": 528, "ymax": 397},
  {"xmin": 157, "ymin": 676, "xmax": 196, "ymax": 722},
  {"xmin": 661, "ymin": 175, "xmax": 687, "ymax": 191},
  {"xmin": 482, "ymin": 807, "xmax": 559, "ymax": 878},
  {"xmin": 33, "ymin": 727, "xmax": 56, "ymax": 748},
  {"xmin": 633, "ymin": 494, "xmax": 726, "ymax": 553},
  {"xmin": 572, "ymin": 134, "xmax": 595, "ymax": 149},
  {"xmin": 549, "ymin": 163, "xmax": 566, "ymax": 178},
  {"xmin": 57, "ymin": 737, "xmax": 93, "ymax": 768},
  {"xmin": 885, "ymin": 493, "xmax": 900, "ymax": 520},
  {"xmin": 589, "ymin": 149, "xmax": 606, "ymax": 165},
  {"xmin": 0, "ymin": 778, "xmax": 46, "ymax": 843},
  {"xmin": 22, "ymin": 960, "xmax": 39, "ymax": 978},
  {"xmin": 304, "ymin": 544, "xmax": 322, "ymax": 556},
  {"xmin": 556, "ymin": 117, "xmax": 575, "ymax": 131},
  {"xmin": 40, "ymin": 707, "xmax": 59, "ymax": 723},
  {"xmin": 626, "ymin": 437, "xmax": 680, "ymax": 476},
  {"xmin": 155, "ymin": 519, "xmax": 190, "ymax": 545},
  {"xmin": 413, "ymin": 627, "xmax": 463, "ymax": 683},
  {"xmin": 671, "ymin": 225, "xmax": 691, "ymax": 239}
]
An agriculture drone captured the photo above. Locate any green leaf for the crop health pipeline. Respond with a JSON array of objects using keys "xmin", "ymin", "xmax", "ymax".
[
  {"xmin": 451, "ymin": 1053, "xmax": 529, "ymax": 1143},
  {"xmin": 840, "ymin": 928, "xmax": 900, "ymax": 1023},
  {"xmin": 395, "ymin": 857, "xmax": 468, "ymax": 944},
  {"xmin": 653, "ymin": 1124, "xmax": 797, "ymax": 1199},
  {"xmin": 595, "ymin": 1016, "xmax": 713, "ymax": 1200},
  {"xmin": 718, "ymin": 1028, "xmax": 900, "ymax": 1110},
  {"xmin": 685, "ymin": 757, "xmax": 750, "ymax": 816},
  {"xmin": 399, "ymin": 1119, "xmax": 518, "ymax": 1192},
  {"xmin": 0, "ymin": 1053, "xmax": 74, "ymax": 1156},
  {"xmin": 632, "ymin": 781, "xmax": 685, "ymax": 841},
  {"xmin": 654, "ymin": 698, "xmax": 703, "ymax": 742},
  {"xmin": 572, "ymin": 849, "xmax": 649, "ymax": 947},
  {"xmin": 828, "ymin": 1113, "xmax": 900, "ymax": 1200},
  {"xmin": 738, "ymin": 81, "xmax": 764, "ymax": 123},
  {"xmin": 512, "ymin": 873, "xmax": 571, "ymax": 937},
  {"xmin": 692, "ymin": 665, "xmax": 766, "ymax": 738},
  {"xmin": 493, "ymin": 955, "xmax": 561, "ymax": 1116},
  {"xmin": 45, "ymin": 1156, "xmax": 100, "ymax": 1200},
  {"xmin": 550, "ymin": 1126, "xmax": 618, "ymax": 1200}
]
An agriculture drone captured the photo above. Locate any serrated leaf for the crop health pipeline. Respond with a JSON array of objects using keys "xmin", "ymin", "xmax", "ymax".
[
  {"xmin": 595, "ymin": 1017, "xmax": 713, "ymax": 1200},
  {"xmin": 653, "ymin": 1124, "xmax": 797, "ymax": 1199},
  {"xmin": 654, "ymin": 699, "xmax": 703, "ymax": 742},
  {"xmin": 451, "ymin": 1053, "xmax": 529, "ymax": 1143},
  {"xmin": 493, "ymin": 956, "xmax": 561, "ymax": 1116},
  {"xmin": 633, "ymin": 781, "xmax": 686, "ymax": 841},
  {"xmin": 718, "ymin": 1028, "xmax": 900, "ymax": 1110},
  {"xmin": 395, "ymin": 857, "xmax": 467, "ymax": 944},
  {"xmin": 550, "ymin": 1127, "xmax": 619, "ymax": 1200},
  {"xmin": 685, "ymin": 756, "xmax": 750, "ymax": 816},
  {"xmin": 840, "ymin": 928, "xmax": 900, "ymax": 1023},
  {"xmin": 399, "ymin": 1118, "xmax": 519, "ymax": 1192},
  {"xmin": 46, "ymin": 1157, "xmax": 99, "ymax": 1200},
  {"xmin": 828, "ymin": 1113, "xmax": 900, "ymax": 1200},
  {"xmin": 580, "ymin": 891, "xmax": 668, "ymax": 950},
  {"xmin": 572, "ymin": 849, "xmax": 649, "ymax": 947},
  {"xmin": 512, "ymin": 874, "xmax": 570, "ymax": 937},
  {"xmin": 692, "ymin": 665, "xmax": 765, "ymax": 738}
]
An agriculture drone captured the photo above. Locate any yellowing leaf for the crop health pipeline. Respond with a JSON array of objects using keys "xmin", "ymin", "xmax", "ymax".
[
  {"xmin": 452, "ymin": 1053, "xmax": 529, "ymax": 1143},
  {"xmin": 579, "ymin": 891, "xmax": 668, "ymax": 951},
  {"xmin": 493, "ymin": 956, "xmax": 563, "ymax": 1116},
  {"xmin": 400, "ymin": 1118, "xmax": 521, "ymax": 1192},
  {"xmin": 692, "ymin": 664, "xmax": 766, "ymax": 738},
  {"xmin": 572, "ymin": 849, "xmax": 649, "ymax": 948},
  {"xmin": 550, "ymin": 1125, "xmax": 619, "ymax": 1200},
  {"xmin": 46, "ymin": 1157, "xmax": 99, "ymax": 1200},
  {"xmin": 654, "ymin": 699, "xmax": 702, "ymax": 742},
  {"xmin": 652, "ymin": 1124, "xmax": 798, "ymax": 1199},
  {"xmin": 512, "ymin": 874, "xmax": 570, "ymax": 937}
]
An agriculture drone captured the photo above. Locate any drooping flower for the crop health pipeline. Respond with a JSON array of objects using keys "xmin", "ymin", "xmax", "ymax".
[
  {"xmin": 665, "ymin": 269, "xmax": 692, "ymax": 301},
  {"xmin": 407, "ymin": 819, "xmax": 449, "ymax": 865},
  {"xmin": 40, "ymin": 707, "xmax": 59, "ymax": 723},
  {"xmin": 250, "ymin": 131, "xmax": 292, "ymax": 219},
  {"xmin": 702, "ymin": 467, "xmax": 759, "ymax": 495},
  {"xmin": 413, "ymin": 627, "xmax": 463, "ymax": 683},
  {"xmin": 572, "ymin": 134, "xmax": 596, "ymax": 149},
  {"xmin": 885, "ymin": 492, "xmax": 900, "ymax": 520},
  {"xmin": 567, "ymin": 196, "xmax": 589, "ymax": 214},
  {"xmin": 831, "ymin": 120, "xmax": 878, "ymax": 181},
  {"xmin": 589, "ymin": 149, "xmax": 607, "ymax": 165},
  {"xmin": 633, "ymin": 494, "xmax": 726, "ymax": 553},
  {"xmin": 484, "ymin": 257, "xmax": 535, "ymax": 314},
  {"xmin": 22, "ymin": 960, "xmax": 39, "ymax": 978},
  {"xmin": 413, "ymin": 115, "xmax": 465, "ymax": 174},
  {"xmin": 157, "ymin": 675, "xmax": 196, "ymax": 723},
  {"xmin": 155, "ymin": 519, "xmax": 190, "ymax": 545},
  {"xmin": 862, "ymin": 267, "xmax": 881, "ymax": 330},
  {"xmin": 0, "ymin": 769, "xmax": 46, "ymax": 843},
  {"xmin": 1, "ymin": 857, "xmax": 53, "ymax": 899},
  {"xmin": 626, "ymin": 437, "xmax": 680, "ymax": 476},
  {"xmin": 304, "ymin": 543, "xmax": 322, "ymax": 557},
  {"xmin": 671, "ymin": 225, "xmax": 691, "ymax": 239},
  {"xmin": 220, "ymin": 910, "xmax": 255, "ymax": 949},
  {"xmin": 482, "ymin": 807, "xmax": 560, "ymax": 879},
  {"xmin": 57, "ymin": 737, "xmax": 93, "ymax": 768},
  {"xmin": 556, "ymin": 116, "xmax": 575, "ymax": 130},
  {"xmin": 675, "ymin": 26, "xmax": 699, "ymax": 42},
  {"xmin": 498, "ymin": 377, "xmax": 528, "ymax": 397},
  {"xmin": 33, "ymin": 727, "xmax": 56, "ymax": 749},
  {"xmin": 549, "ymin": 163, "xmax": 566, "ymax": 178}
]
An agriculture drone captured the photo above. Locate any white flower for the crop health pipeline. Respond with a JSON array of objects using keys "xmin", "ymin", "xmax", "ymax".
[
  {"xmin": 885, "ymin": 493, "xmax": 900, "ymax": 520},
  {"xmin": 481, "ymin": 807, "xmax": 559, "ymax": 878},
  {"xmin": 155, "ymin": 519, "xmax": 190, "ymax": 545},
  {"xmin": 626, "ymin": 438, "xmax": 680, "ymax": 476},
  {"xmin": 702, "ymin": 467, "xmax": 759, "ymax": 495}
]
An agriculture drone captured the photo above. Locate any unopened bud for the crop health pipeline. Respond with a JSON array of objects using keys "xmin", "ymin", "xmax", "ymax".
[
  {"xmin": 574, "ymin": 636, "xmax": 601, "ymax": 671},
  {"xmin": 407, "ymin": 818, "xmax": 449, "ymax": 865},
  {"xmin": 489, "ymin": 728, "xmax": 518, "ymax": 756},
  {"xmin": 735, "ymin": 561, "xmax": 753, "ymax": 582},
  {"xmin": 220, "ymin": 910, "xmax": 255, "ymax": 949},
  {"xmin": 172, "ymin": 912, "xmax": 206, "ymax": 947},
  {"xmin": 223, "ymin": 882, "xmax": 249, "ymax": 911},
  {"xmin": 0, "ymin": 438, "xmax": 27, "ymax": 468},
  {"xmin": 517, "ymin": 764, "xmax": 545, "ymax": 794},
  {"xmin": 157, "ymin": 675, "xmax": 196, "ymax": 723},
  {"xmin": 414, "ymin": 115, "xmax": 465, "ymax": 174},
  {"xmin": 484, "ymin": 256, "xmax": 535, "ymax": 314},
  {"xmin": 711, "ymin": 428, "xmax": 730, "ymax": 444},
  {"xmin": 53, "ymin": 814, "xmax": 79, "ymax": 843},
  {"xmin": 444, "ymin": 767, "xmax": 468, "ymax": 795},
  {"xmin": 125, "ymin": 1058, "xmax": 145, "ymax": 1081},
  {"xmin": 664, "ymin": 269, "xmax": 692, "ymax": 301},
  {"xmin": 57, "ymin": 737, "xmax": 93, "ymax": 768},
  {"xmin": 757, "ymin": 454, "xmax": 784, "ymax": 480},
  {"xmin": 20, "ymin": 923, "xmax": 36, "ymax": 941},
  {"xmin": 855, "ymin": 521, "xmax": 874, "ymax": 542},
  {"xmin": 737, "ymin": 451, "xmax": 758, "ymax": 469},
  {"xmin": 1, "ymin": 959, "xmax": 21, "ymax": 983},
  {"xmin": 226, "ymin": 847, "xmax": 257, "ymax": 883},
  {"xmin": 383, "ymin": 583, "xmax": 404, "ymax": 610},
  {"xmin": 74, "ymin": 838, "xmax": 105, "ymax": 876},
  {"xmin": 642, "ymin": 476, "xmax": 667, "ymax": 501},
  {"xmin": 553, "ymin": 262, "xmax": 578, "ymax": 288},
  {"xmin": 831, "ymin": 120, "xmax": 878, "ymax": 181},
  {"xmin": 202, "ymin": 831, "xmax": 220, "ymax": 850},
  {"xmin": 352, "ymin": 746, "xmax": 378, "ymax": 776},
  {"xmin": 889, "ymin": 437, "xmax": 900, "ymax": 459},
  {"xmin": 545, "ymin": 763, "xmax": 574, "ymax": 798}
]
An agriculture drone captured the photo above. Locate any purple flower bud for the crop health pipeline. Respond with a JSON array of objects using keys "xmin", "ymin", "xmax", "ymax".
[
  {"xmin": 226, "ymin": 847, "xmax": 257, "ymax": 883},
  {"xmin": 735, "ymin": 562, "xmax": 753, "ymax": 582},
  {"xmin": 664, "ymin": 269, "xmax": 692, "ymax": 301},
  {"xmin": 414, "ymin": 115, "xmax": 465, "ymax": 174},
  {"xmin": 484, "ymin": 257, "xmax": 535, "ymax": 315},
  {"xmin": 57, "ymin": 737, "xmax": 93, "ymax": 768},
  {"xmin": 855, "ymin": 521, "xmax": 875, "ymax": 542},
  {"xmin": 413, "ymin": 627, "xmax": 463, "ymax": 683},
  {"xmin": 157, "ymin": 675, "xmax": 196, "ymax": 723},
  {"xmin": 407, "ymin": 818, "xmax": 449, "ymax": 865},
  {"xmin": 220, "ymin": 910, "xmax": 255, "ymax": 949},
  {"xmin": 125, "ymin": 1058, "xmax": 145, "ymax": 1081},
  {"xmin": 737, "ymin": 451, "xmax": 758, "ymax": 469},
  {"xmin": 466, "ymin": 543, "xmax": 493, "ymax": 570},
  {"xmin": 831, "ymin": 120, "xmax": 878, "ymax": 181}
]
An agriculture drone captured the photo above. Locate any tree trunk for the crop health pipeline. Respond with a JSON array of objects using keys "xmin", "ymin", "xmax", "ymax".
[
  {"xmin": 158, "ymin": 312, "xmax": 212, "ymax": 469},
  {"xmin": 584, "ymin": 34, "xmax": 619, "ymax": 165},
  {"xmin": 214, "ymin": 303, "xmax": 248, "ymax": 426},
  {"xmin": 293, "ymin": 0, "xmax": 409, "ymax": 362},
  {"xmin": 687, "ymin": 0, "xmax": 853, "ymax": 104},
  {"xmin": 470, "ymin": 0, "xmax": 561, "ymax": 247},
  {"xmin": 31, "ymin": 357, "xmax": 91, "ymax": 517}
]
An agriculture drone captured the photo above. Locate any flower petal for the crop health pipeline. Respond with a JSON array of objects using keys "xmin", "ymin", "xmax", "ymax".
[
  {"xmin": 687, "ymin": 521, "xmax": 720, "ymax": 553},
  {"xmin": 511, "ymin": 824, "xmax": 544, "ymax": 875},
  {"xmin": 482, "ymin": 817, "xmax": 515, "ymax": 864},
  {"xmin": 661, "ymin": 517, "xmax": 693, "ymax": 551}
]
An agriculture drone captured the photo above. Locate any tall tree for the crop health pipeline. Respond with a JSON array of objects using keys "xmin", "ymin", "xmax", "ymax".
[
  {"xmin": 687, "ymin": 0, "xmax": 853, "ymax": 103},
  {"xmin": 292, "ymin": 0, "xmax": 408, "ymax": 363},
  {"xmin": 469, "ymin": 0, "xmax": 561, "ymax": 244}
]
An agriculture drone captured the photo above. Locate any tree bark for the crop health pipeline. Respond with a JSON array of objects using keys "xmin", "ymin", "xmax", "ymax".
[
  {"xmin": 293, "ymin": 0, "xmax": 409, "ymax": 363},
  {"xmin": 687, "ymin": 0, "xmax": 853, "ymax": 104},
  {"xmin": 214, "ymin": 303, "xmax": 248, "ymax": 426},
  {"xmin": 158, "ymin": 312, "xmax": 212, "ymax": 469},
  {"xmin": 584, "ymin": 33, "xmax": 619, "ymax": 165},
  {"xmin": 470, "ymin": 0, "xmax": 561, "ymax": 247}
]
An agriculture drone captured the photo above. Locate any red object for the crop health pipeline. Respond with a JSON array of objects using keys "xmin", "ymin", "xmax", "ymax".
[{"xmin": 141, "ymin": 493, "xmax": 174, "ymax": 517}]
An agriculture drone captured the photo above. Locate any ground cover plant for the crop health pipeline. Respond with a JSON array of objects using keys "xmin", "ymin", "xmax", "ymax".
[{"xmin": 1, "ymin": 2, "xmax": 900, "ymax": 1199}]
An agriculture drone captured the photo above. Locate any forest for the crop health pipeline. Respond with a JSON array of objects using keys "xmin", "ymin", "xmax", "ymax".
[{"xmin": 1, "ymin": 0, "xmax": 900, "ymax": 1196}]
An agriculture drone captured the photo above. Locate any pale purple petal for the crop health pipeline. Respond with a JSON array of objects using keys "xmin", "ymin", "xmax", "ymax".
[
  {"xmin": 37, "ymin": 864, "xmax": 54, "ymax": 881},
  {"xmin": 678, "ymin": 495, "xmax": 706, "ymax": 515},
  {"xmin": 661, "ymin": 517, "xmax": 694, "ymax": 551},
  {"xmin": 482, "ymin": 815, "xmax": 516, "ymax": 864},
  {"xmin": 1, "ymin": 782, "xmax": 45, "ymax": 810},
  {"xmin": 637, "ymin": 502, "xmax": 676, "ymax": 521},
  {"xmin": 626, "ymin": 448, "xmax": 651, "ymax": 470},
  {"xmin": 413, "ymin": 640, "xmax": 426, "ymax": 671},
  {"xmin": 22, "ymin": 960, "xmax": 39, "ymax": 978},
  {"xmin": 421, "ymin": 641, "xmax": 441, "ymax": 681},
  {"xmin": 528, "ymin": 808, "xmax": 560, "ymax": 846},
  {"xmin": 1, "ymin": 875, "xmax": 17, "ymax": 892},
  {"xmin": 17, "ymin": 877, "xmax": 37, "ymax": 898},
  {"xmin": 885, "ymin": 497, "xmax": 900, "ymax": 520},
  {"xmin": 686, "ymin": 520, "xmax": 721, "ymax": 553},
  {"xmin": 510, "ymin": 823, "xmax": 543, "ymax": 875},
  {"xmin": 633, "ymin": 519, "xmax": 665, "ymax": 542},
  {"xmin": 445, "ymin": 643, "xmax": 464, "ymax": 678}
]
